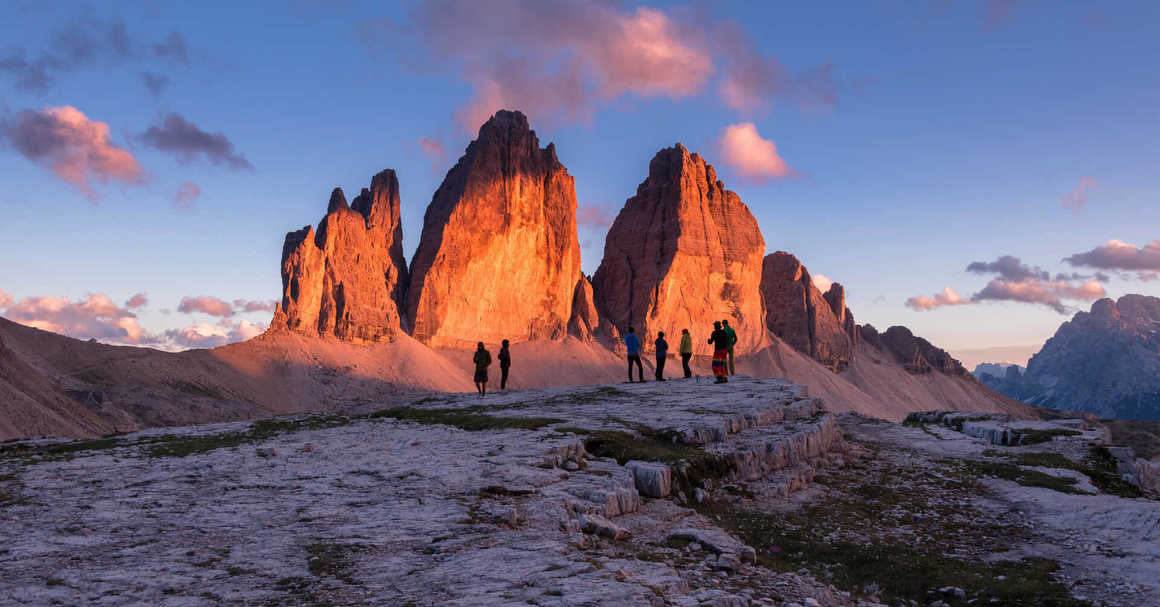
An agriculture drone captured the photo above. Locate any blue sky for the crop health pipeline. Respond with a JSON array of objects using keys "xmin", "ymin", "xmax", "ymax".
[{"xmin": 1, "ymin": 0, "xmax": 1158, "ymax": 363}]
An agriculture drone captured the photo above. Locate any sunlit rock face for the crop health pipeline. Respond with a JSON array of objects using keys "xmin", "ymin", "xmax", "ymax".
[
  {"xmin": 274, "ymin": 170, "xmax": 409, "ymax": 342},
  {"xmin": 591, "ymin": 144, "xmax": 767, "ymax": 355},
  {"xmin": 759, "ymin": 252, "xmax": 853, "ymax": 372},
  {"xmin": 406, "ymin": 110, "xmax": 583, "ymax": 348},
  {"xmin": 860, "ymin": 324, "xmax": 968, "ymax": 377}
]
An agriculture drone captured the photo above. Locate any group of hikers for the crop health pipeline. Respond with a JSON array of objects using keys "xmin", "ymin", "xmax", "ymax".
[
  {"xmin": 470, "ymin": 320, "xmax": 740, "ymax": 397},
  {"xmin": 623, "ymin": 320, "xmax": 738, "ymax": 384}
]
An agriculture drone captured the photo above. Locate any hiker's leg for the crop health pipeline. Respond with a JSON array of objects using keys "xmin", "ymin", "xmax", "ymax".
[
  {"xmin": 682, "ymin": 353, "xmax": 692, "ymax": 378},
  {"xmin": 728, "ymin": 347, "xmax": 735, "ymax": 375}
]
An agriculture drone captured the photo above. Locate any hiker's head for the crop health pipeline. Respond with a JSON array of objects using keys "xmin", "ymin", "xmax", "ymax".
[
  {"xmin": 722, "ymin": 320, "xmax": 730, "ymax": 327},
  {"xmin": 713, "ymin": 321, "xmax": 721, "ymax": 329},
  {"xmin": 502, "ymin": 339, "xmax": 509, "ymax": 347},
  {"xmin": 682, "ymin": 328, "xmax": 689, "ymax": 334},
  {"xmin": 658, "ymin": 331, "xmax": 665, "ymax": 338},
  {"xmin": 628, "ymin": 326, "xmax": 635, "ymax": 334},
  {"xmin": 477, "ymin": 341, "xmax": 484, "ymax": 350}
]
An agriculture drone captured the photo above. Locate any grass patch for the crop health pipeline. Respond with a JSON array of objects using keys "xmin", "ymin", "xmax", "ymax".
[
  {"xmin": 1016, "ymin": 428, "xmax": 1082, "ymax": 445},
  {"xmin": 146, "ymin": 416, "xmax": 352, "ymax": 458},
  {"xmin": 964, "ymin": 461, "xmax": 1087, "ymax": 494},
  {"xmin": 1085, "ymin": 447, "xmax": 1144, "ymax": 498},
  {"xmin": 369, "ymin": 406, "xmax": 564, "ymax": 432},
  {"xmin": 305, "ymin": 542, "xmax": 365, "ymax": 585},
  {"xmin": 700, "ymin": 461, "xmax": 1086, "ymax": 606},
  {"xmin": 0, "ymin": 436, "xmax": 128, "ymax": 461},
  {"xmin": 578, "ymin": 427, "xmax": 734, "ymax": 498}
]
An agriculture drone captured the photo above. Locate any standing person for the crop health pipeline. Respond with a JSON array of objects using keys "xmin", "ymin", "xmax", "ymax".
[
  {"xmin": 722, "ymin": 320, "xmax": 738, "ymax": 375},
  {"xmin": 707, "ymin": 321, "xmax": 730, "ymax": 383},
  {"xmin": 473, "ymin": 342, "xmax": 492, "ymax": 398},
  {"xmin": 654, "ymin": 331, "xmax": 669, "ymax": 381},
  {"xmin": 624, "ymin": 326, "xmax": 644, "ymax": 383},
  {"xmin": 498, "ymin": 339, "xmax": 511, "ymax": 390},
  {"xmin": 679, "ymin": 328, "xmax": 693, "ymax": 378}
]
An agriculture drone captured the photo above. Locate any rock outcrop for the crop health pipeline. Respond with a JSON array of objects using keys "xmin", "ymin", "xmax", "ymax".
[
  {"xmin": 406, "ymin": 110, "xmax": 584, "ymax": 349},
  {"xmin": 273, "ymin": 170, "xmax": 409, "ymax": 342},
  {"xmin": 984, "ymin": 295, "xmax": 1160, "ymax": 419},
  {"xmin": 759, "ymin": 252, "xmax": 854, "ymax": 372},
  {"xmin": 591, "ymin": 144, "xmax": 766, "ymax": 355},
  {"xmin": 860, "ymin": 324, "xmax": 970, "ymax": 377}
]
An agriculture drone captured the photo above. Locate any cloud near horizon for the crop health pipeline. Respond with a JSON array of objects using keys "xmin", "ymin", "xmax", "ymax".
[
  {"xmin": 812, "ymin": 274, "xmax": 833, "ymax": 293},
  {"xmin": 907, "ymin": 255, "xmax": 1106, "ymax": 314},
  {"xmin": 576, "ymin": 203, "xmax": 618, "ymax": 230},
  {"xmin": 1064, "ymin": 240, "xmax": 1160, "ymax": 279},
  {"xmin": 0, "ymin": 106, "xmax": 144, "ymax": 197},
  {"xmin": 717, "ymin": 123, "xmax": 796, "ymax": 182},
  {"xmin": 165, "ymin": 319, "xmax": 265, "ymax": 349},
  {"xmin": 142, "ymin": 113, "xmax": 253, "ymax": 170},
  {"xmin": 177, "ymin": 296, "xmax": 276, "ymax": 317},
  {"xmin": 125, "ymin": 292, "xmax": 148, "ymax": 308},
  {"xmin": 381, "ymin": 1, "xmax": 836, "ymax": 132},
  {"xmin": 0, "ymin": 292, "xmax": 158, "ymax": 345}
]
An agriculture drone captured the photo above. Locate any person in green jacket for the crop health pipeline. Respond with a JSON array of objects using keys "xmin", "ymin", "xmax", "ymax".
[
  {"xmin": 722, "ymin": 320, "xmax": 738, "ymax": 375},
  {"xmin": 473, "ymin": 342, "xmax": 492, "ymax": 398},
  {"xmin": 679, "ymin": 328, "xmax": 693, "ymax": 378}
]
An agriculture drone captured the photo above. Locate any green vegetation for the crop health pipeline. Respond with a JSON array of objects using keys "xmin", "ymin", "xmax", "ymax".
[
  {"xmin": 573, "ymin": 425, "xmax": 734, "ymax": 498},
  {"xmin": 701, "ymin": 462, "xmax": 1086, "ymax": 606},
  {"xmin": 305, "ymin": 542, "xmax": 366, "ymax": 585},
  {"xmin": 369, "ymin": 406, "xmax": 564, "ymax": 432},
  {"xmin": 146, "ymin": 416, "xmax": 353, "ymax": 458},
  {"xmin": 963, "ymin": 461, "xmax": 1087, "ymax": 494},
  {"xmin": 1016, "ymin": 428, "xmax": 1082, "ymax": 445}
]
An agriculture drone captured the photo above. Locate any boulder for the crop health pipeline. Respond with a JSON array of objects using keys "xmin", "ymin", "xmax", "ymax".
[
  {"xmin": 406, "ymin": 110, "xmax": 584, "ymax": 348},
  {"xmin": 759, "ymin": 252, "xmax": 853, "ymax": 372},
  {"xmin": 273, "ymin": 170, "xmax": 409, "ymax": 342},
  {"xmin": 591, "ymin": 144, "xmax": 767, "ymax": 355}
]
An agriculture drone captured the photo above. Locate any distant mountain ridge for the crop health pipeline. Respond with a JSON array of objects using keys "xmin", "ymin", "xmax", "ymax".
[{"xmin": 979, "ymin": 295, "xmax": 1160, "ymax": 420}]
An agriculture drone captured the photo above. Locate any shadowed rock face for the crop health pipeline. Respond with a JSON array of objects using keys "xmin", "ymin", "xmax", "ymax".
[
  {"xmin": 274, "ymin": 170, "xmax": 409, "ymax": 342},
  {"xmin": 591, "ymin": 144, "xmax": 767, "ymax": 355},
  {"xmin": 406, "ymin": 110, "xmax": 583, "ymax": 348},
  {"xmin": 985, "ymin": 295, "xmax": 1160, "ymax": 419},
  {"xmin": 759, "ymin": 252, "xmax": 853, "ymax": 371},
  {"xmin": 860, "ymin": 324, "xmax": 969, "ymax": 377}
]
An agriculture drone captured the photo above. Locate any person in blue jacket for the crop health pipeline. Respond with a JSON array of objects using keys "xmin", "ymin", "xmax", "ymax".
[{"xmin": 624, "ymin": 326, "xmax": 644, "ymax": 383}]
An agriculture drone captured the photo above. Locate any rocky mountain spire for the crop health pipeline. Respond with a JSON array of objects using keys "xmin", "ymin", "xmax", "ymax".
[
  {"xmin": 759, "ymin": 252, "xmax": 854, "ymax": 372},
  {"xmin": 405, "ymin": 110, "xmax": 584, "ymax": 348},
  {"xmin": 591, "ymin": 143, "xmax": 767, "ymax": 355},
  {"xmin": 273, "ymin": 169, "xmax": 409, "ymax": 342}
]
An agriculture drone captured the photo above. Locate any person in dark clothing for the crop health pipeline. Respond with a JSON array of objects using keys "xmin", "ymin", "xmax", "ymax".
[
  {"xmin": 722, "ymin": 320, "xmax": 738, "ymax": 375},
  {"xmin": 679, "ymin": 328, "xmax": 693, "ymax": 378},
  {"xmin": 654, "ymin": 331, "xmax": 669, "ymax": 381},
  {"xmin": 498, "ymin": 339, "xmax": 511, "ymax": 390},
  {"xmin": 707, "ymin": 321, "xmax": 730, "ymax": 383},
  {"xmin": 624, "ymin": 326, "xmax": 644, "ymax": 383},
  {"xmin": 473, "ymin": 342, "xmax": 492, "ymax": 398}
]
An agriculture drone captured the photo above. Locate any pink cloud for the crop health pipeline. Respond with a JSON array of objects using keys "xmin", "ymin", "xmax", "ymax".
[
  {"xmin": 0, "ymin": 289, "xmax": 13, "ymax": 308},
  {"xmin": 0, "ymin": 105, "xmax": 143, "ymax": 197},
  {"xmin": 125, "ymin": 292, "xmax": 148, "ymax": 308},
  {"xmin": 714, "ymin": 21, "xmax": 836, "ymax": 115},
  {"xmin": 1064, "ymin": 239, "xmax": 1160, "ymax": 273},
  {"xmin": 417, "ymin": 136, "xmax": 447, "ymax": 171},
  {"xmin": 174, "ymin": 181, "xmax": 201, "ymax": 209},
  {"xmin": 1062, "ymin": 176, "xmax": 1097, "ymax": 210},
  {"xmin": 717, "ymin": 123, "xmax": 796, "ymax": 182},
  {"xmin": 906, "ymin": 287, "xmax": 970, "ymax": 311},
  {"xmin": 393, "ymin": 2, "xmax": 721, "ymax": 132},
  {"xmin": 232, "ymin": 299, "xmax": 277, "ymax": 313},
  {"xmin": 165, "ymin": 318, "xmax": 265, "ymax": 349},
  {"xmin": 177, "ymin": 295, "xmax": 235, "ymax": 317},
  {"xmin": 812, "ymin": 274, "xmax": 833, "ymax": 293},
  {"xmin": 2, "ymin": 292, "xmax": 159, "ymax": 345},
  {"xmin": 576, "ymin": 203, "xmax": 617, "ymax": 230}
]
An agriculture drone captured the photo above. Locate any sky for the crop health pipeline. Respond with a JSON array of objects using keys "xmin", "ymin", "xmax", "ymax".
[{"xmin": 1, "ymin": 0, "xmax": 1158, "ymax": 365}]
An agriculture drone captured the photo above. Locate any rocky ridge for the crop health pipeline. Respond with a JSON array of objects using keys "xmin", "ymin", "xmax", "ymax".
[
  {"xmin": 406, "ymin": 110, "xmax": 584, "ymax": 349},
  {"xmin": 760, "ymin": 251, "xmax": 857, "ymax": 371},
  {"xmin": 591, "ymin": 144, "xmax": 768, "ymax": 356},
  {"xmin": 979, "ymin": 295, "xmax": 1160, "ymax": 419},
  {"xmin": 274, "ymin": 170, "xmax": 409, "ymax": 342}
]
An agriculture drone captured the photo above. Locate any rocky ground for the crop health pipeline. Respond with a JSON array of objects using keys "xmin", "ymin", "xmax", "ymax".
[{"xmin": 1, "ymin": 377, "xmax": 1156, "ymax": 606}]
